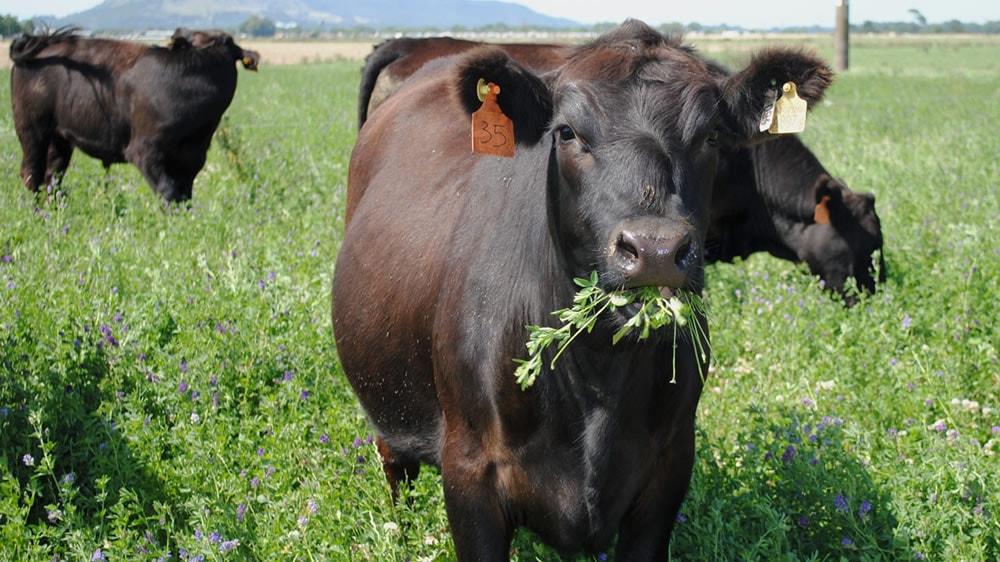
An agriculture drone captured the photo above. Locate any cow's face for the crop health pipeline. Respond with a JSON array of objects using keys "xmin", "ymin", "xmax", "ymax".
[
  {"xmin": 546, "ymin": 50, "xmax": 721, "ymax": 306},
  {"xmin": 453, "ymin": 20, "xmax": 832, "ymax": 326},
  {"xmin": 802, "ymin": 176, "xmax": 885, "ymax": 304}
]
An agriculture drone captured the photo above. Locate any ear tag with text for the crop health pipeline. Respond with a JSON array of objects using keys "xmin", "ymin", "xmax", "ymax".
[
  {"xmin": 471, "ymin": 79, "xmax": 515, "ymax": 158},
  {"xmin": 769, "ymin": 82, "xmax": 808, "ymax": 134},
  {"xmin": 758, "ymin": 88, "xmax": 778, "ymax": 132},
  {"xmin": 814, "ymin": 195, "xmax": 831, "ymax": 224}
]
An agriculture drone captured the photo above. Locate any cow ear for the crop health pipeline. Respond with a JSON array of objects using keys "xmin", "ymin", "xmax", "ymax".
[
  {"xmin": 453, "ymin": 47, "xmax": 553, "ymax": 146},
  {"xmin": 719, "ymin": 47, "xmax": 833, "ymax": 145},
  {"xmin": 812, "ymin": 175, "xmax": 842, "ymax": 224},
  {"xmin": 169, "ymin": 28, "xmax": 192, "ymax": 49}
]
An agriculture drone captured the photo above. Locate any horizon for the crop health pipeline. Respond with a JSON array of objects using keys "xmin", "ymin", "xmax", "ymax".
[{"xmin": 6, "ymin": 0, "xmax": 999, "ymax": 29}]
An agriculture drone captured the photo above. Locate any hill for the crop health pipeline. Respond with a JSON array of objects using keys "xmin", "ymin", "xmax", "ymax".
[{"xmin": 39, "ymin": 0, "xmax": 579, "ymax": 31}]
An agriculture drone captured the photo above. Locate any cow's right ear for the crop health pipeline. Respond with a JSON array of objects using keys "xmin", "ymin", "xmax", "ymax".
[{"xmin": 453, "ymin": 47, "xmax": 553, "ymax": 146}]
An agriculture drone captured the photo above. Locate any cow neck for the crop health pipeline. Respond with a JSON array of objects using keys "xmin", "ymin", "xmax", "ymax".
[{"xmin": 752, "ymin": 135, "xmax": 828, "ymax": 223}]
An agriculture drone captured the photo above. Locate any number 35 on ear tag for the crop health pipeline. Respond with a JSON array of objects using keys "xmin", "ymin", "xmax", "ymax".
[{"xmin": 472, "ymin": 79, "xmax": 515, "ymax": 158}]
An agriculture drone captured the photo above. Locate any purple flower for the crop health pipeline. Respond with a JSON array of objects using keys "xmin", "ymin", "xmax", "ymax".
[
  {"xmin": 300, "ymin": 389, "xmax": 310, "ymax": 400},
  {"xmin": 91, "ymin": 548, "xmax": 106, "ymax": 561},
  {"xmin": 914, "ymin": 554, "xmax": 926, "ymax": 560},
  {"xmin": 782, "ymin": 445, "xmax": 796, "ymax": 464},
  {"xmin": 834, "ymin": 494, "xmax": 849, "ymax": 513},
  {"xmin": 992, "ymin": 426, "xmax": 1000, "ymax": 434},
  {"xmin": 180, "ymin": 358, "xmax": 188, "ymax": 373},
  {"xmin": 859, "ymin": 500, "xmax": 872, "ymax": 517},
  {"xmin": 841, "ymin": 537, "xmax": 853, "ymax": 547},
  {"xmin": 802, "ymin": 397, "xmax": 815, "ymax": 408},
  {"xmin": 283, "ymin": 370, "xmax": 294, "ymax": 382},
  {"xmin": 319, "ymin": 434, "xmax": 330, "ymax": 444},
  {"xmin": 250, "ymin": 477, "xmax": 260, "ymax": 489},
  {"xmin": 797, "ymin": 515, "xmax": 809, "ymax": 527},
  {"xmin": 353, "ymin": 437, "xmax": 364, "ymax": 448},
  {"xmin": 178, "ymin": 381, "xmax": 188, "ymax": 394},
  {"xmin": 0, "ymin": 255, "xmax": 11, "ymax": 263},
  {"xmin": 208, "ymin": 531, "xmax": 222, "ymax": 544},
  {"xmin": 237, "ymin": 503, "xmax": 247, "ymax": 522},
  {"xmin": 307, "ymin": 498, "xmax": 318, "ymax": 514},
  {"xmin": 257, "ymin": 447, "xmax": 265, "ymax": 457},
  {"xmin": 902, "ymin": 315, "xmax": 912, "ymax": 329},
  {"xmin": 219, "ymin": 539, "xmax": 239, "ymax": 553},
  {"xmin": 22, "ymin": 454, "xmax": 34, "ymax": 466}
]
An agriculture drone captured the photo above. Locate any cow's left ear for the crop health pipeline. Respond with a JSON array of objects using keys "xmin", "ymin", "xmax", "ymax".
[
  {"xmin": 720, "ymin": 47, "xmax": 833, "ymax": 145},
  {"xmin": 169, "ymin": 28, "xmax": 193, "ymax": 49},
  {"xmin": 453, "ymin": 47, "xmax": 553, "ymax": 146}
]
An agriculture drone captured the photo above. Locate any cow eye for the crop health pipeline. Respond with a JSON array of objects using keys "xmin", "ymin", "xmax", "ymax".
[
  {"xmin": 706, "ymin": 128, "xmax": 720, "ymax": 147},
  {"xmin": 557, "ymin": 125, "xmax": 576, "ymax": 142}
]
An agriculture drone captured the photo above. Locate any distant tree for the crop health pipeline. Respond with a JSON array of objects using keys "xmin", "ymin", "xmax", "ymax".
[
  {"xmin": 0, "ymin": 14, "xmax": 32, "ymax": 36},
  {"xmin": 908, "ymin": 9, "xmax": 927, "ymax": 27},
  {"xmin": 658, "ymin": 22, "xmax": 686, "ymax": 36},
  {"xmin": 239, "ymin": 15, "xmax": 276, "ymax": 38}
]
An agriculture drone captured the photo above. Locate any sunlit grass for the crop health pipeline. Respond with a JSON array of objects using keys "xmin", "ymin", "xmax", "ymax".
[{"xmin": 1, "ymin": 38, "xmax": 998, "ymax": 561}]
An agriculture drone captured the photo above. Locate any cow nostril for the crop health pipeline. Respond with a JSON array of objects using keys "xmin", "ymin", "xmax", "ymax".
[
  {"xmin": 674, "ymin": 236, "xmax": 693, "ymax": 269},
  {"xmin": 616, "ymin": 234, "xmax": 639, "ymax": 263}
]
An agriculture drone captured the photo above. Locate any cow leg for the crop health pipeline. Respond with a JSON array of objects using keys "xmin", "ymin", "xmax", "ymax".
[
  {"xmin": 45, "ymin": 136, "xmax": 74, "ymax": 187},
  {"xmin": 128, "ymin": 143, "xmax": 184, "ymax": 202},
  {"xmin": 439, "ymin": 435, "xmax": 511, "ymax": 562},
  {"xmin": 613, "ymin": 428, "xmax": 696, "ymax": 561},
  {"xmin": 17, "ymin": 133, "xmax": 50, "ymax": 192},
  {"xmin": 375, "ymin": 435, "xmax": 420, "ymax": 501}
]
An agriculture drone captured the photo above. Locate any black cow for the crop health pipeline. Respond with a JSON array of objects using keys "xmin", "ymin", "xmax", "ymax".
[
  {"xmin": 357, "ymin": 37, "xmax": 885, "ymax": 304},
  {"xmin": 709, "ymin": 134, "xmax": 885, "ymax": 303},
  {"xmin": 333, "ymin": 20, "xmax": 832, "ymax": 560},
  {"xmin": 9, "ymin": 27, "xmax": 259, "ymax": 202}
]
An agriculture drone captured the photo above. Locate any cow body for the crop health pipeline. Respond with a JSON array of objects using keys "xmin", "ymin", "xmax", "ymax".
[
  {"xmin": 10, "ymin": 27, "xmax": 259, "ymax": 202},
  {"xmin": 357, "ymin": 36, "xmax": 884, "ymax": 303},
  {"xmin": 334, "ymin": 21, "xmax": 831, "ymax": 560}
]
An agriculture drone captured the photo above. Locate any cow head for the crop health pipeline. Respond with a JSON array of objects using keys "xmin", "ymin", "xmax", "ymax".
[
  {"xmin": 802, "ymin": 175, "xmax": 885, "ymax": 304},
  {"xmin": 452, "ymin": 20, "xmax": 831, "ymax": 331},
  {"xmin": 170, "ymin": 28, "xmax": 260, "ymax": 70}
]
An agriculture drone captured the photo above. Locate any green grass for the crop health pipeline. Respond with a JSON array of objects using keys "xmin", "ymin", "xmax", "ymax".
[{"xmin": 1, "ymin": 37, "xmax": 998, "ymax": 561}]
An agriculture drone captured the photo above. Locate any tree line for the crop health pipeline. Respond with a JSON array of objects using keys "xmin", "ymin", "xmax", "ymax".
[{"xmin": 3, "ymin": 12, "xmax": 998, "ymax": 39}]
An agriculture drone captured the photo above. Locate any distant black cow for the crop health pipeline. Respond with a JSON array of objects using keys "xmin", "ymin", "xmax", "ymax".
[
  {"xmin": 9, "ymin": 27, "xmax": 259, "ymax": 202},
  {"xmin": 333, "ymin": 20, "xmax": 831, "ymax": 560},
  {"xmin": 357, "ymin": 37, "xmax": 885, "ymax": 304},
  {"xmin": 708, "ymin": 134, "xmax": 885, "ymax": 304}
]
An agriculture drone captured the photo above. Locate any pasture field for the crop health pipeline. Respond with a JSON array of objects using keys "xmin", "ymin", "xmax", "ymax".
[{"xmin": 1, "ymin": 36, "xmax": 998, "ymax": 561}]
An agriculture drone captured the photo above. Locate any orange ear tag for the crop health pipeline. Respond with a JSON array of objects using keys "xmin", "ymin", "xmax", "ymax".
[
  {"xmin": 471, "ymin": 79, "xmax": 515, "ymax": 158},
  {"xmin": 814, "ymin": 195, "xmax": 831, "ymax": 224}
]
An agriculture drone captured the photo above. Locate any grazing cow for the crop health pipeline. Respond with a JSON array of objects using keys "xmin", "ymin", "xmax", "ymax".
[
  {"xmin": 333, "ymin": 20, "xmax": 831, "ymax": 560},
  {"xmin": 708, "ymin": 134, "xmax": 885, "ymax": 304},
  {"xmin": 357, "ymin": 37, "xmax": 885, "ymax": 303},
  {"xmin": 9, "ymin": 27, "xmax": 259, "ymax": 202}
]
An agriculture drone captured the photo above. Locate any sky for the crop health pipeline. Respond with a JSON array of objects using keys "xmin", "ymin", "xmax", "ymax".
[{"xmin": 2, "ymin": 0, "xmax": 998, "ymax": 28}]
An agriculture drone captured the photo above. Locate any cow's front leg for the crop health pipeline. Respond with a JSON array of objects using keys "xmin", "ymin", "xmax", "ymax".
[
  {"xmin": 614, "ymin": 425, "xmax": 696, "ymax": 561},
  {"xmin": 128, "ymin": 143, "xmax": 184, "ymax": 202},
  {"xmin": 440, "ymin": 430, "xmax": 512, "ymax": 562}
]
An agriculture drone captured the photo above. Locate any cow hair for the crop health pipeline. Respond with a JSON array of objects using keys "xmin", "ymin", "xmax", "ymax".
[{"xmin": 453, "ymin": 47, "xmax": 553, "ymax": 146}]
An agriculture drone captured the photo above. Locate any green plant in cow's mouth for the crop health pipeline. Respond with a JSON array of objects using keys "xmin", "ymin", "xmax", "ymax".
[{"xmin": 513, "ymin": 272, "xmax": 709, "ymax": 390}]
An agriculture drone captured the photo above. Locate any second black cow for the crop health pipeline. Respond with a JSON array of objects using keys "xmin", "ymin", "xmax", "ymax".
[{"xmin": 10, "ymin": 27, "xmax": 259, "ymax": 202}]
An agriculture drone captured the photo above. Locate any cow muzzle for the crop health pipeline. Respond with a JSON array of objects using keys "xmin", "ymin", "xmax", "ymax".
[{"xmin": 611, "ymin": 218, "xmax": 698, "ymax": 291}]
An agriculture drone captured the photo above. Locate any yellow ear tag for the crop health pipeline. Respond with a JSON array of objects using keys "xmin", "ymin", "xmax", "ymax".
[
  {"xmin": 769, "ymin": 82, "xmax": 808, "ymax": 134},
  {"xmin": 471, "ymin": 78, "xmax": 515, "ymax": 158}
]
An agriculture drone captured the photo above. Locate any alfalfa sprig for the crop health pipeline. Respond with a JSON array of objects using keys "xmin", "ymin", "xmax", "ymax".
[{"xmin": 513, "ymin": 272, "xmax": 708, "ymax": 390}]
